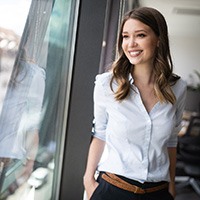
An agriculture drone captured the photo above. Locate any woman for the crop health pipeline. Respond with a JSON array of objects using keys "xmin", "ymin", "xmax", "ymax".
[{"xmin": 83, "ymin": 7, "xmax": 186, "ymax": 200}]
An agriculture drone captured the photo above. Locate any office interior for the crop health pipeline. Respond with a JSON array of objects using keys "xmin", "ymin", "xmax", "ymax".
[{"xmin": 0, "ymin": 0, "xmax": 199, "ymax": 199}]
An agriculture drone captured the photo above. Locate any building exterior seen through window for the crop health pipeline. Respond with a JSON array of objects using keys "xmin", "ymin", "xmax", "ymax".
[{"xmin": 0, "ymin": 0, "xmax": 79, "ymax": 199}]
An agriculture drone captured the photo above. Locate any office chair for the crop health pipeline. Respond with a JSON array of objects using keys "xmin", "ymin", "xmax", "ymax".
[{"xmin": 176, "ymin": 115, "xmax": 200, "ymax": 196}]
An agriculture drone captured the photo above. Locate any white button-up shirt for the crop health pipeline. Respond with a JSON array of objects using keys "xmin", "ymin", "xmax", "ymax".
[
  {"xmin": 92, "ymin": 72, "xmax": 187, "ymax": 183},
  {"xmin": 0, "ymin": 60, "xmax": 45, "ymax": 159}
]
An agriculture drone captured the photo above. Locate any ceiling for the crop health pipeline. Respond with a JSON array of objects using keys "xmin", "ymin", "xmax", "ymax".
[{"xmin": 139, "ymin": 0, "xmax": 200, "ymax": 37}]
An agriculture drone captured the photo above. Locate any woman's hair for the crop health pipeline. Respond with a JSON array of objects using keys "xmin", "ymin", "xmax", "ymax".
[{"xmin": 110, "ymin": 7, "xmax": 179, "ymax": 104}]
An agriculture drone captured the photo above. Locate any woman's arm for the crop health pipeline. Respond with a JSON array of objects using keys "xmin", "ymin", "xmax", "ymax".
[
  {"xmin": 168, "ymin": 81, "xmax": 187, "ymax": 198},
  {"xmin": 168, "ymin": 147, "xmax": 177, "ymax": 198},
  {"xmin": 83, "ymin": 137, "xmax": 105, "ymax": 199}
]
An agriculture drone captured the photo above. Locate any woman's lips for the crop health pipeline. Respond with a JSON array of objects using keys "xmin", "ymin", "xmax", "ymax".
[{"xmin": 129, "ymin": 50, "xmax": 143, "ymax": 57}]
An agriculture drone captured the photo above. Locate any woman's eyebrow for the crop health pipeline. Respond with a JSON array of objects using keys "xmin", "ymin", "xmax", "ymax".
[{"xmin": 122, "ymin": 29, "xmax": 148, "ymax": 34}]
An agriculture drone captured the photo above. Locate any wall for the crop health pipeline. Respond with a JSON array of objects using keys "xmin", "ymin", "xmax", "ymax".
[
  {"xmin": 59, "ymin": 0, "xmax": 108, "ymax": 199},
  {"xmin": 170, "ymin": 35, "xmax": 200, "ymax": 86}
]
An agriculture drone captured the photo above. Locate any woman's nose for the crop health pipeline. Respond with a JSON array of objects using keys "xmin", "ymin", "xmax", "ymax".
[{"xmin": 129, "ymin": 38, "xmax": 137, "ymax": 47}]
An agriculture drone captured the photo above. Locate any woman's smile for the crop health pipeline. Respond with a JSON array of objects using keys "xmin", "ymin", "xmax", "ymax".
[{"xmin": 128, "ymin": 50, "xmax": 143, "ymax": 57}]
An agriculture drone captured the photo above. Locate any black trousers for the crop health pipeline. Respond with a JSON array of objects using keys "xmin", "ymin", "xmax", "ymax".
[{"xmin": 91, "ymin": 172, "xmax": 174, "ymax": 200}]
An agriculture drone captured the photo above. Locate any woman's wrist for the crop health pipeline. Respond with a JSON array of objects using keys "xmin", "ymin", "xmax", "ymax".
[
  {"xmin": 83, "ymin": 173, "xmax": 96, "ymax": 188},
  {"xmin": 83, "ymin": 174, "xmax": 95, "ymax": 183},
  {"xmin": 169, "ymin": 181, "xmax": 176, "ymax": 198}
]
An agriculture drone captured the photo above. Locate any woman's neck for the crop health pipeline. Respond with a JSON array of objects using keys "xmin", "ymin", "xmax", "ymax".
[{"xmin": 132, "ymin": 64, "xmax": 155, "ymax": 86}]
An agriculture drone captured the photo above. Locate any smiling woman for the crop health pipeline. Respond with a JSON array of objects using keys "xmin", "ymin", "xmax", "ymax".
[{"xmin": 83, "ymin": 6, "xmax": 187, "ymax": 200}]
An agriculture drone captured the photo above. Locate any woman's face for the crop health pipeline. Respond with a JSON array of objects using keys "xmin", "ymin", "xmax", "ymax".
[{"xmin": 121, "ymin": 18, "xmax": 159, "ymax": 67}]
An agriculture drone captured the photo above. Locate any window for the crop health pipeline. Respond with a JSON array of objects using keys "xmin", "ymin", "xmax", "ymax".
[{"xmin": 0, "ymin": 0, "xmax": 79, "ymax": 199}]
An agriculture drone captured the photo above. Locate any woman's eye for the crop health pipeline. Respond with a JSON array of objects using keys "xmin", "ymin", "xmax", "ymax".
[
  {"xmin": 122, "ymin": 35, "xmax": 129, "ymax": 39},
  {"xmin": 137, "ymin": 33, "xmax": 146, "ymax": 38}
]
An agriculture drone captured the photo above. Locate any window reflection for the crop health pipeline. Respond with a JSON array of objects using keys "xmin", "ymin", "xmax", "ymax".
[{"xmin": 0, "ymin": 0, "xmax": 78, "ymax": 199}]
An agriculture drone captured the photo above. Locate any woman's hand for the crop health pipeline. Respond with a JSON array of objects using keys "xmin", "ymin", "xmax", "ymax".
[
  {"xmin": 168, "ymin": 181, "xmax": 176, "ymax": 199},
  {"xmin": 168, "ymin": 147, "xmax": 177, "ymax": 199},
  {"xmin": 83, "ymin": 138, "xmax": 105, "ymax": 199},
  {"xmin": 83, "ymin": 176, "xmax": 99, "ymax": 200}
]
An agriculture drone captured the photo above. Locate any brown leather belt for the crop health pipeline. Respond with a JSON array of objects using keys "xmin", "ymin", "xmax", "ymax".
[{"xmin": 102, "ymin": 172, "xmax": 168, "ymax": 194}]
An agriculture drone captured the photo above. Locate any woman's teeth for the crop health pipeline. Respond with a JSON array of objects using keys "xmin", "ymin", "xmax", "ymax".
[{"xmin": 129, "ymin": 50, "xmax": 142, "ymax": 56}]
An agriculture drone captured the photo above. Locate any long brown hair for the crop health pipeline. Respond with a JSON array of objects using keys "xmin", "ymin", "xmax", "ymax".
[{"xmin": 110, "ymin": 7, "xmax": 179, "ymax": 104}]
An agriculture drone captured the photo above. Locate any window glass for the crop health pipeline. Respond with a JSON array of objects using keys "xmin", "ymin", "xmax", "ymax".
[
  {"xmin": 0, "ymin": 0, "xmax": 31, "ymax": 111},
  {"xmin": 0, "ymin": 0, "xmax": 79, "ymax": 199}
]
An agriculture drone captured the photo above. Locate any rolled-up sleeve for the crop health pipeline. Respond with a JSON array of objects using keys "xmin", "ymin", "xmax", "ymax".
[
  {"xmin": 92, "ymin": 75, "xmax": 108, "ymax": 141},
  {"xmin": 167, "ymin": 81, "xmax": 187, "ymax": 147}
]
